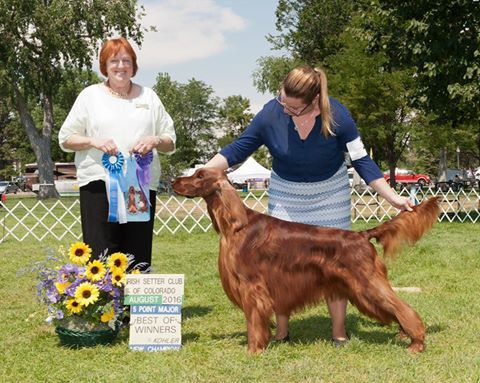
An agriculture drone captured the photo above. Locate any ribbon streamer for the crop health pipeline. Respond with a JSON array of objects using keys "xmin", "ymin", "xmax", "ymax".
[
  {"xmin": 102, "ymin": 153, "xmax": 127, "ymax": 223},
  {"xmin": 133, "ymin": 151, "xmax": 153, "ymax": 207}
]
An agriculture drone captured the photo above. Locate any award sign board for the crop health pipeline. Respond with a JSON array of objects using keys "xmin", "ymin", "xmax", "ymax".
[{"xmin": 125, "ymin": 274, "xmax": 184, "ymax": 351}]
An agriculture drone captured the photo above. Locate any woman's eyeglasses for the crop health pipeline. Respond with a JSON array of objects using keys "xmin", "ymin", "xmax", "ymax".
[
  {"xmin": 108, "ymin": 58, "xmax": 132, "ymax": 67},
  {"xmin": 275, "ymin": 95, "xmax": 312, "ymax": 116}
]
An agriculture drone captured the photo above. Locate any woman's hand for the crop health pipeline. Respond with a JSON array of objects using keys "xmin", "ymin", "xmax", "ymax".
[
  {"xmin": 388, "ymin": 194, "xmax": 414, "ymax": 212},
  {"xmin": 90, "ymin": 138, "xmax": 119, "ymax": 156},
  {"xmin": 131, "ymin": 136, "xmax": 160, "ymax": 155}
]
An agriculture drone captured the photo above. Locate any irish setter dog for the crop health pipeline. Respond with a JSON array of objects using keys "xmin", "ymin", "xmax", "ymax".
[{"xmin": 172, "ymin": 168, "xmax": 439, "ymax": 353}]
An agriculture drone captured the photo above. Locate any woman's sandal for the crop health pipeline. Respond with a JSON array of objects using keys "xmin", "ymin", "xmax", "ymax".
[
  {"xmin": 272, "ymin": 333, "xmax": 290, "ymax": 343},
  {"xmin": 331, "ymin": 334, "xmax": 350, "ymax": 348}
]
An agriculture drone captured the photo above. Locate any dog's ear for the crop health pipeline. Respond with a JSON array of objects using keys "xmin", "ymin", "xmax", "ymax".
[
  {"xmin": 207, "ymin": 204, "xmax": 221, "ymax": 233},
  {"xmin": 215, "ymin": 179, "xmax": 248, "ymax": 233}
]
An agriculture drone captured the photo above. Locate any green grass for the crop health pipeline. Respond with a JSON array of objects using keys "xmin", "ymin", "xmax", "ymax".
[{"xmin": 1, "ymin": 222, "xmax": 480, "ymax": 382}]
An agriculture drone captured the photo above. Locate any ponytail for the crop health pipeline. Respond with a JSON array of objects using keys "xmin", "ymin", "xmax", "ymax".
[{"xmin": 313, "ymin": 68, "xmax": 334, "ymax": 137}]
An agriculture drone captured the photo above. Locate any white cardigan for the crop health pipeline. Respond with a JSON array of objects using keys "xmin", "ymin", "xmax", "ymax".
[{"xmin": 58, "ymin": 84, "xmax": 176, "ymax": 189}]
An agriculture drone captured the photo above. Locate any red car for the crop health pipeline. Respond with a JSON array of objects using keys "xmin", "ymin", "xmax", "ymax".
[{"xmin": 383, "ymin": 170, "xmax": 430, "ymax": 187}]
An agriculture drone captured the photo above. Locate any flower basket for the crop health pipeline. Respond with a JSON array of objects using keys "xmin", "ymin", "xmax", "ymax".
[
  {"xmin": 55, "ymin": 326, "xmax": 119, "ymax": 348},
  {"xmin": 54, "ymin": 316, "xmax": 120, "ymax": 348},
  {"xmin": 32, "ymin": 242, "xmax": 141, "ymax": 348}
]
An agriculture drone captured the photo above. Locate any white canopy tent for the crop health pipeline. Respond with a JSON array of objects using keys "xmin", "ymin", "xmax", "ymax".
[
  {"xmin": 181, "ymin": 164, "xmax": 203, "ymax": 177},
  {"xmin": 227, "ymin": 157, "xmax": 271, "ymax": 184}
]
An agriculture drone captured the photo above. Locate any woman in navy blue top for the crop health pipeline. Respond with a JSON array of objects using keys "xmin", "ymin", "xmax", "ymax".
[{"xmin": 206, "ymin": 65, "xmax": 413, "ymax": 346}]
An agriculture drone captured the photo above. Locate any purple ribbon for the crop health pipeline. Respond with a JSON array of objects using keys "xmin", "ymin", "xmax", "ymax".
[{"xmin": 134, "ymin": 151, "xmax": 153, "ymax": 206}]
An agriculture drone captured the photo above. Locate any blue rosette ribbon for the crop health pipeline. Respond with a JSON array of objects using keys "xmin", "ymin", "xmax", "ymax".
[
  {"xmin": 133, "ymin": 151, "xmax": 153, "ymax": 207},
  {"xmin": 102, "ymin": 152, "xmax": 127, "ymax": 223}
]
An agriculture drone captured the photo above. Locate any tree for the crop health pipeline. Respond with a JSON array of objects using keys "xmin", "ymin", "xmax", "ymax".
[
  {"xmin": 360, "ymin": 1, "xmax": 480, "ymax": 173},
  {"xmin": 327, "ymin": 32, "xmax": 420, "ymax": 186},
  {"xmin": 0, "ymin": 71, "xmax": 33, "ymax": 179},
  {"xmin": 0, "ymin": 108, "xmax": 34, "ymax": 179},
  {"xmin": 0, "ymin": 0, "xmax": 144, "ymax": 198},
  {"xmin": 361, "ymin": 0, "xmax": 480, "ymax": 125},
  {"xmin": 267, "ymin": 0, "xmax": 360, "ymax": 66},
  {"xmin": 412, "ymin": 121, "xmax": 480, "ymax": 176},
  {"xmin": 253, "ymin": 0, "xmax": 363, "ymax": 95},
  {"xmin": 252, "ymin": 56, "xmax": 301, "ymax": 96},
  {"xmin": 0, "ymin": 94, "xmax": 16, "ymax": 179},
  {"xmin": 153, "ymin": 73, "xmax": 219, "ymax": 179},
  {"xmin": 217, "ymin": 95, "xmax": 254, "ymax": 148},
  {"xmin": 253, "ymin": 0, "xmax": 362, "ymax": 94}
]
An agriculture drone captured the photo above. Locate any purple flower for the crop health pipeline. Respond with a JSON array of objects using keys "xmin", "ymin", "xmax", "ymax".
[
  {"xmin": 112, "ymin": 286, "xmax": 122, "ymax": 299},
  {"xmin": 64, "ymin": 278, "xmax": 84, "ymax": 297},
  {"xmin": 99, "ymin": 274, "xmax": 114, "ymax": 292},
  {"xmin": 111, "ymin": 286, "xmax": 124, "ymax": 313},
  {"xmin": 58, "ymin": 264, "xmax": 79, "ymax": 281},
  {"xmin": 46, "ymin": 287, "xmax": 59, "ymax": 303},
  {"xmin": 56, "ymin": 310, "xmax": 64, "ymax": 320}
]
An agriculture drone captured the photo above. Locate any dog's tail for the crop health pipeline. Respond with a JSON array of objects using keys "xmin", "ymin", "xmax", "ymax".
[{"xmin": 363, "ymin": 197, "xmax": 440, "ymax": 258}]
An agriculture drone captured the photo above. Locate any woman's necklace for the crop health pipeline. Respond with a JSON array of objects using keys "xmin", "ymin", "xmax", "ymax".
[
  {"xmin": 292, "ymin": 109, "xmax": 319, "ymax": 138},
  {"xmin": 105, "ymin": 80, "xmax": 132, "ymax": 99}
]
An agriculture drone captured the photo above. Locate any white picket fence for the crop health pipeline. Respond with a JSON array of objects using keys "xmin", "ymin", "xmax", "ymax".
[{"xmin": 0, "ymin": 186, "xmax": 478, "ymax": 243}]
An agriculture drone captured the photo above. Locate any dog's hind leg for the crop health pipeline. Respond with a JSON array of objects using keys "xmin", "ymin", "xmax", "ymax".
[
  {"xmin": 389, "ymin": 297, "xmax": 425, "ymax": 353},
  {"xmin": 241, "ymin": 283, "xmax": 274, "ymax": 353},
  {"xmin": 348, "ymin": 276, "xmax": 425, "ymax": 353}
]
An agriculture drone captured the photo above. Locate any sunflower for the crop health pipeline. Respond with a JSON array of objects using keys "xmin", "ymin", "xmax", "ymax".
[
  {"xmin": 86, "ymin": 260, "xmax": 107, "ymax": 282},
  {"xmin": 74, "ymin": 282, "xmax": 100, "ymax": 307},
  {"xmin": 100, "ymin": 308, "xmax": 115, "ymax": 323},
  {"xmin": 108, "ymin": 252, "xmax": 129, "ymax": 271},
  {"xmin": 130, "ymin": 268, "xmax": 141, "ymax": 275},
  {"xmin": 55, "ymin": 281, "xmax": 71, "ymax": 294},
  {"xmin": 111, "ymin": 271, "xmax": 126, "ymax": 286},
  {"xmin": 68, "ymin": 242, "xmax": 92, "ymax": 265},
  {"xmin": 65, "ymin": 298, "xmax": 83, "ymax": 314}
]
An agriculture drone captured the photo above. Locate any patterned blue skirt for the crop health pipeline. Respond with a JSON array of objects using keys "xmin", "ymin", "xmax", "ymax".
[{"xmin": 268, "ymin": 164, "xmax": 351, "ymax": 229}]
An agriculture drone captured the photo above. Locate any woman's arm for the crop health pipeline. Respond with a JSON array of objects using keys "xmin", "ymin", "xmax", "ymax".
[
  {"xmin": 369, "ymin": 177, "xmax": 414, "ymax": 211},
  {"xmin": 205, "ymin": 153, "xmax": 229, "ymax": 169},
  {"xmin": 62, "ymin": 134, "xmax": 119, "ymax": 155},
  {"xmin": 156, "ymin": 134, "xmax": 175, "ymax": 153},
  {"xmin": 131, "ymin": 134, "xmax": 175, "ymax": 155}
]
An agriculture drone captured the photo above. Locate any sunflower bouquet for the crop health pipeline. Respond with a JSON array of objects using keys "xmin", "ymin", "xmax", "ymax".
[{"xmin": 36, "ymin": 241, "xmax": 135, "ymax": 332}]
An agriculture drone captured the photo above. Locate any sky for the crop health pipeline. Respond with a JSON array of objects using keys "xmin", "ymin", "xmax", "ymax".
[{"xmin": 126, "ymin": 0, "xmax": 285, "ymax": 113}]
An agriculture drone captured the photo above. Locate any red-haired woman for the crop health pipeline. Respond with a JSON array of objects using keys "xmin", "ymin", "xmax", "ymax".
[{"xmin": 59, "ymin": 37, "xmax": 176, "ymax": 270}]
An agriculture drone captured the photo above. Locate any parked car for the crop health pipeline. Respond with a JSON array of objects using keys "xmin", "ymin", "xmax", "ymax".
[
  {"xmin": 0, "ymin": 181, "xmax": 19, "ymax": 194},
  {"xmin": 383, "ymin": 170, "xmax": 430, "ymax": 187}
]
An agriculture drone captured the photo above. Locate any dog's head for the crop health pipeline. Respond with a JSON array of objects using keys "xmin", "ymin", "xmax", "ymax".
[{"xmin": 172, "ymin": 168, "xmax": 231, "ymax": 198}]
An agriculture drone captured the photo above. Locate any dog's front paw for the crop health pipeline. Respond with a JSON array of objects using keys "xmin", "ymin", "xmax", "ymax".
[{"xmin": 407, "ymin": 341, "xmax": 425, "ymax": 353}]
